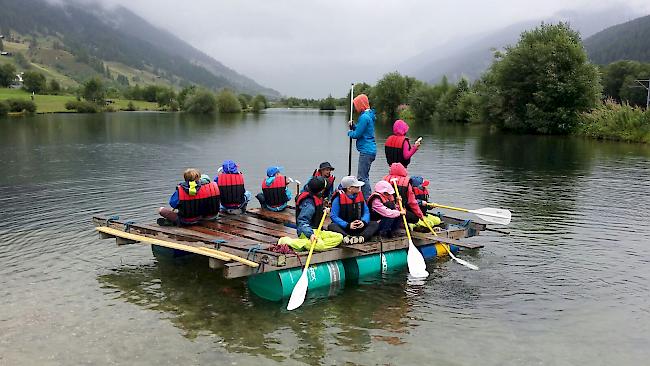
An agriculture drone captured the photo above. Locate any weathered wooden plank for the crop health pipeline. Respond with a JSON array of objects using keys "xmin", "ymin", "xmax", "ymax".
[
  {"xmin": 92, "ymin": 216, "xmax": 286, "ymax": 267},
  {"xmin": 93, "ymin": 216, "xmax": 253, "ymax": 248},
  {"xmin": 208, "ymin": 258, "xmax": 224, "ymax": 269},
  {"xmin": 198, "ymin": 221, "xmax": 280, "ymax": 243},
  {"xmin": 95, "ymin": 226, "xmax": 236, "ymax": 263},
  {"xmin": 227, "ymin": 215, "xmax": 296, "ymax": 235},
  {"xmin": 246, "ymin": 207, "xmax": 296, "ymax": 224},
  {"xmin": 217, "ymin": 217, "xmax": 292, "ymax": 238}
]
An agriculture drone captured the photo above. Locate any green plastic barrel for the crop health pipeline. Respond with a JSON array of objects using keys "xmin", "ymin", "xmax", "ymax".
[
  {"xmin": 151, "ymin": 244, "xmax": 194, "ymax": 259},
  {"xmin": 248, "ymin": 260, "xmax": 346, "ymax": 301},
  {"xmin": 343, "ymin": 250, "xmax": 408, "ymax": 282}
]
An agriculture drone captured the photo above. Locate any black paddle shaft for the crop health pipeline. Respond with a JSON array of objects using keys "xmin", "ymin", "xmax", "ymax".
[{"xmin": 348, "ymin": 136, "xmax": 352, "ymax": 176}]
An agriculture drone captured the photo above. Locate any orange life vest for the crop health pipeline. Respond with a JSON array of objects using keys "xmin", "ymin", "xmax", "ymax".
[
  {"xmin": 413, "ymin": 185, "xmax": 429, "ymax": 212},
  {"xmin": 218, "ymin": 172, "xmax": 245, "ymax": 207},
  {"xmin": 177, "ymin": 181, "xmax": 220, "ymax": 224},
  {"xmin": 385, "ymin": 135, "xmax": 411, "ymax": 167},
  {"xmin": 383, "ymin": 174, "xmax": 410, "ymax": 203},
  {"xmin": 332, "ymin": 190, "xmax": 365, "ymax": 223},
  {"xmin": 261, "ymin": 174, "xmax": 289, "ymax": 207}
]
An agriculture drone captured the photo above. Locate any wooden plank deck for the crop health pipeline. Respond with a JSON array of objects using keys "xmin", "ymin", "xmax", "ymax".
[{"xmin": 93, "ymin": 207, "xmax": 484, "ymax": 279}]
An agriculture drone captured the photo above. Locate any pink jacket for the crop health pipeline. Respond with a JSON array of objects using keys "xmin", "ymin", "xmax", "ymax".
[
  {"xmin": 371, "ymin": 194, "xmax": 401, "ymax": 218},
  {"xmin": 387, "ymin": 163, "xmax": 424, "ymax": 218},
  {"xmin": 393, "ymin": 120, "xmax": 418, "ymax": 160}
]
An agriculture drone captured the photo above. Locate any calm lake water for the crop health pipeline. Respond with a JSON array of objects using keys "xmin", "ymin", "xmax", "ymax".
[{"xmin": 1, "ymin": 110, "xmax": 649, "ymax": 365}]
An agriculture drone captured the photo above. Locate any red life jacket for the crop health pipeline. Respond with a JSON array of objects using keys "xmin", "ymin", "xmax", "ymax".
[
  {"xmin": 177, "ymin": 181, "xmax": 220, "ymax": 224},
  {"xmin": 385, "ymin": 135, "xmax": 411, "ymax": 167},
  {"xmin": 261, "ymin": 174, "xmax": 288, "ymax": 207},
  {"xmin": 383, "ymin": 174, "xmax": 410, "ymax": 203},
  {"xmin": 332, "ymin": 190, "xmax": 365, "ymax": 223},
  {"xmin": 218, "ymin": 173, "xmax": 245, "ymax": 207},
  {"xmin": 368, "ymin": 192, "xmax": 396, "ymax": 221},
  {"xmin": 295, "ymin": 191, "xmax": 324, "ymax": 228},
  {"xmin": 413, "ymin": 185, "xmax": 429, "ymax": 212},
  {"xmin": 312, "ymin": 169, "xmax": 336, "ymax": 196}
]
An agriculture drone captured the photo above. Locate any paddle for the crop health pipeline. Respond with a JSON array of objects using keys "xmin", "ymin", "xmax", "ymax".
[
  {"xmin": 348, "ymin": 83, "xmax": 354, "ymax": 176},
  {"xmin": 428, "ymin": 203, "xmax": 511, "ymax": 226},
  {"xmin": 390, "ymin": 178, "xmax": 429, "ymax": 278},
  {"xmin": 421, "ymin": 220, "xmax": 478, "ymax": 270},
  {"xmin": 287, "ymin": 207, "xmax": 329, "ymax": 311},
  {"xmin": 294, "ymin": 180, "xmax": 302, "ymax": 199}
]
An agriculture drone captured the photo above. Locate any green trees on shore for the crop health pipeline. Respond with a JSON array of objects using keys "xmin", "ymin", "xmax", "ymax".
[
  {"xmin": 354, "ymin": 22, "xmax": 648, "ymax": 143},
  {"xmin": 483, "ymin": 23, "xmax": 601, "ymax": 134},
  {"xmin": 215, "ymin": 90, "xmax": 242, "ymax": 113},
  {"xmin": 600, "ymin": 61, "xmax": 650, "ymax": 107},
  {"xmin": 183, "ymin": 90, "xmax": 218, "ymax": 114},
  {"xmin": 0, "ymin": 63, "xmax": 16, "ymax": 87}
]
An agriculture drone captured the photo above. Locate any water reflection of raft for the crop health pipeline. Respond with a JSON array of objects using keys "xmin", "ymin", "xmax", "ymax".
[{"xmin": 92, "ymin": 208, "xmax": 486, "ymax": 301}]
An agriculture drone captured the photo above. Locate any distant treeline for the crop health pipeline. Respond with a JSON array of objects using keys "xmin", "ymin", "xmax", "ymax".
[
  {"xmin": 273, "ymin": 95, "xmax": 346, "ymax": 110},
  {"xmin": 351, "ymin": 23, "xmax": 650, "ymax": 143}
]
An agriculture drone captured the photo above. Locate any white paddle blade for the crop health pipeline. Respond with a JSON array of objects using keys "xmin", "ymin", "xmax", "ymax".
[
  {"xmin": 455, "ymin": 257, "xmax": 479, "ymax": 270},
  {"xmin": 470, "ymin": 208, "xmax": 512, "ymax": 225},
  {"xmin": 407, "ymin": 240, "xmax": 429, "ymax": 278},
  {"xmin": 286, "ymin": 270, "xmax": 308, "ymax": 311},
  {"xmin": 448, "ymin": 250, "xmax": 479, "ymax": 270}
]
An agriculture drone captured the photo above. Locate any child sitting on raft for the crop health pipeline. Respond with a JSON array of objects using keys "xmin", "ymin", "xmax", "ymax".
[
  {"xmin": 277, "ymin": 176, "xmax": 343, "ymax": 251},
  {"xmin": 327, "ymin": 176, "xmax": 379, "ymax": 244},
  {"xmin": 158, "ymin": 168, "xmax": 221, "ymax": 226},
  {"xmin": 215, "ymin": 160, "xmax": 252, "ymax": 214},
  {"xmin": 256, "ymin": 166, "xmax": 292, "ymax": 212},
  {"xmin": 368, "ymin": 180, "xmax": 405, "ymax": 238},
  {"xmin": 410, "ymin": 175, "xmax": 442, "ymax": 230}
]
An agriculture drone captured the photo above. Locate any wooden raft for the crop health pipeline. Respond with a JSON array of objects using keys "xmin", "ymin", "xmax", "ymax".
[{"xmin": 93, "ymin": 207, "xmax": 484, "ymax": 279}]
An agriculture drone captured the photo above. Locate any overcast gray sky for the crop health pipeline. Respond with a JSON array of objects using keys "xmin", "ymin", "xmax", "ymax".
[{"xmin": 96, "ymin": 0, "xmax": 650, "ymax": 97}]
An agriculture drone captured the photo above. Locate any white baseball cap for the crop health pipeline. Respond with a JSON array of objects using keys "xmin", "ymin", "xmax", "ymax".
[{"xmin": 341, "ymin": 175, "xmax": 365, "ymax": 188}]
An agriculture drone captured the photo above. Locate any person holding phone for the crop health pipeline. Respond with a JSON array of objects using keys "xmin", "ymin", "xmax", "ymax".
[{"xmin": 384, "ymin": 119, "xmax": 421, "ymax": 168}]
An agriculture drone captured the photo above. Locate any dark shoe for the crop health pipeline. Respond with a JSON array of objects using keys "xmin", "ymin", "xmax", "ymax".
[{"xmin": 157, "ymin": 218, "xmax": 175, "ymax": 226}]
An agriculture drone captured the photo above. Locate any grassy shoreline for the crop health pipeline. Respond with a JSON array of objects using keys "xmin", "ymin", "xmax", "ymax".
[
  {"xmin": 0, "ymin": 88, "xmax": 160, "ymax": 113},
  {"xmin": 576, "ymin": 100, "xmax": 650, "ymax": 143}
]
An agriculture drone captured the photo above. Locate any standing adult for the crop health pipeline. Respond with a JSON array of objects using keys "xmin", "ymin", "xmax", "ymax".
[{"xmin": 348, "ymin": 94, "xmax": 376, "ymax": 199}]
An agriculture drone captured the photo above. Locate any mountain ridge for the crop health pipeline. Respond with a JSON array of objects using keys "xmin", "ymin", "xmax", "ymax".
[
  {"xmin": 0, "ymin": 0, "xmax": 280, "ymax": 97},
  {"xmin": 584, "ymin": 14, "xmax": 650, "ymax": 64},
  {"xmin": 398, "ymin": 6, "xmax": 642, "ymax": 84}
]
